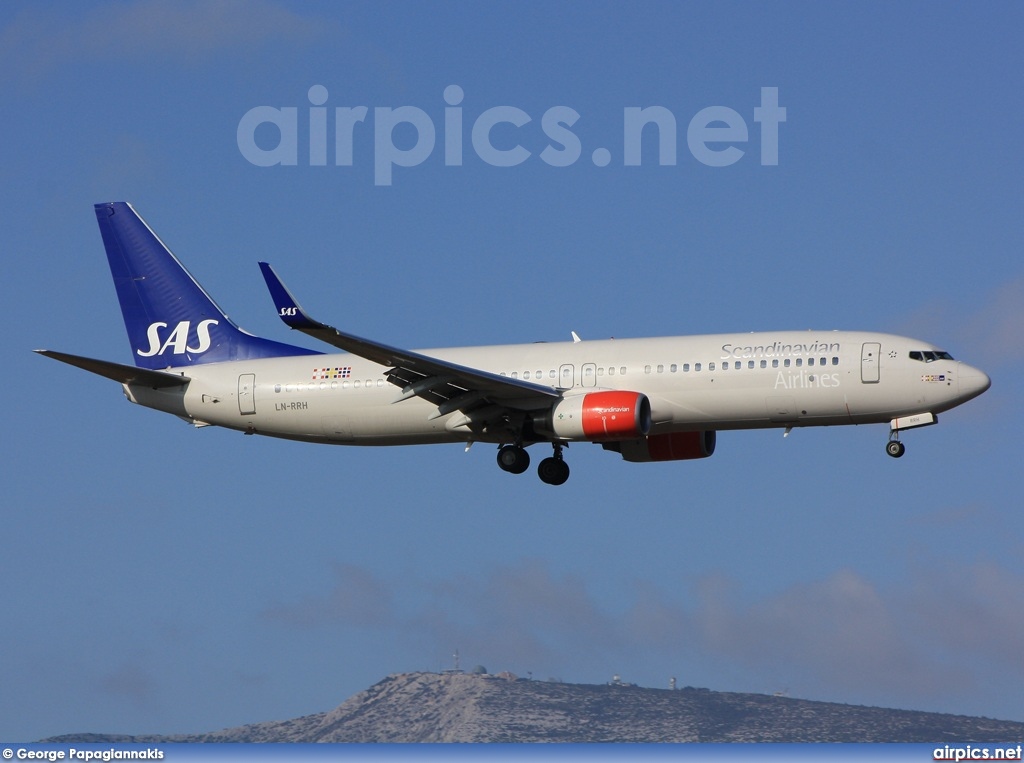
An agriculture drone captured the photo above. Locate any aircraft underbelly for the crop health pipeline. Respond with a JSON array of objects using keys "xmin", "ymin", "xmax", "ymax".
[{"xmin": 253, "ymin": 390, "xmax": 456, "ymax": 444}]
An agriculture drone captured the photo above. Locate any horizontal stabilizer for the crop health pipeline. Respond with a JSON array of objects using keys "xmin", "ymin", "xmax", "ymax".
[{"xmin": 35, "ymin": 350, "xmax": 190, "ymax": 388}]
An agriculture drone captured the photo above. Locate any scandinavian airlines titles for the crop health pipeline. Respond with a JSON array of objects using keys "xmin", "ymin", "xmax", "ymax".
[{"xmin": 720, "ymin": 340, "xmax": 841, "ymax": 360}]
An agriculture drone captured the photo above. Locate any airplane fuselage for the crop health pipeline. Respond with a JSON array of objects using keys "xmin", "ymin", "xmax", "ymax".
[{"xmin": 126, "ymin": 330, "xmax": 988, "ymax": 447}]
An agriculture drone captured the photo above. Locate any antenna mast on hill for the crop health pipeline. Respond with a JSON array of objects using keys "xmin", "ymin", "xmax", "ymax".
[{"xmin": 442, "ymin": 649, "xmax": 464, "ymax": 675}]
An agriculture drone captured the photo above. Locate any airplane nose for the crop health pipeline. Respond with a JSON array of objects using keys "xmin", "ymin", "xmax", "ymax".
[{"xmin": 958, "ymin": 362, "xmax": 991, "ymax": 401}]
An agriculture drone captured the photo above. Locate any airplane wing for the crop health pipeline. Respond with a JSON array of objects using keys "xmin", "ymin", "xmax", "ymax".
[
  {"xmin": 35, "ymin": 350, "xmax": 190, "ymax": 387},
  {"xmin": 258, "ymin": 263, "xmax": 560, "ymax": 434}
]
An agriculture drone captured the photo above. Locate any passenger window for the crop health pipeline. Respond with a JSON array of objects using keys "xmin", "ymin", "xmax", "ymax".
[
  {"xmin": 808, "ymin": 358, "xmax": 815, "ymax": 367},
  {"xmin": 772, "ymin": 359, "xmax": 779, "ymax": 368},
  {"xmin": 670, "ymin": 364, "xmax": 677, "ymax": 373},
  {"xmin": 683, "ymin": 363, "xmax": 690, "ymax": 372},
  {"xmin": 832, "ymin": 357, "xmax": 839, "ymax": 365},
  {"xmin": 760, "ymin": 360, "xmax": 767, "ymax": 369},
  {"xmin": 645, "ymin": 365, "xmax": 652, "ymax": 374},
  {"xmin": 620, "ymin": 367, "xmax": 626, "ymax": 375},
  {"xmin": 511, "ymin": 372, "xmax": 518, "ymax": 379},
  {"xmin": 709, "ymin": 362, "xmax": 715, "ymax": 371},
  {"xmin": 784, "ymin": 359, "xmax": 791, "ymax": 368},
  {"xmin": 695, "ymin": 362, "xmax": 702, "ymax": 372},
  {"xmin": 722, "ymin": 362, "xmax": 729, "ymax": 370},
  {"xmin": 657, "ymin": 364, "xmax": 664, "ymax": 373},
  {"xmin": 748, "ymin": 360, "xmax": 755, "ymax": 369},
  {"xmin": 608, "ymin": 367, "xmax": 615, "ymax": 376},
  {"xmin": 523, "ymin": 371, "xmax": 531, "ymax": 379}
]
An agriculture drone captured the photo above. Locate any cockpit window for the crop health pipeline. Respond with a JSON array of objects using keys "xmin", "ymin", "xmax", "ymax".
[{"xmin": 909, "ymin": 350, "xmax": 954, "ymax": 362}]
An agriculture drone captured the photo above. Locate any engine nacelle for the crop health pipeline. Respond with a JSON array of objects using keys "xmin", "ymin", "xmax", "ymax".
[
  {"xmin": 537, "ymin": 391, "xmax": 651, "ymax": 442},
  {"xmin": 604, "ymin": 430, "xmax": 717, "ymax": 462}
]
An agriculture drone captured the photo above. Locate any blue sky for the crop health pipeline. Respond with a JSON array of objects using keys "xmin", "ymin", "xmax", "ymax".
[{"xmin": 2, "ymin": 0, "xmax": 1022, "ymax": 742}]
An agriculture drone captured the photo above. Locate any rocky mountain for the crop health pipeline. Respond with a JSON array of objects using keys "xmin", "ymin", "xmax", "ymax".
[{"xmin": 45, "ymin": 672, "xmax": 1024, "ymax": 743}]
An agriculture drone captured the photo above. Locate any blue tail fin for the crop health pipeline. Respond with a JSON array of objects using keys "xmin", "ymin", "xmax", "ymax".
[{"xmin": 96, "ymin": 202, "xmax": 320, "ymax": 369}]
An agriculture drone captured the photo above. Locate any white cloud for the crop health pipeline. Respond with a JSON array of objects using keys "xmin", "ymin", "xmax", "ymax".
[
  {"xmin": 897, "ymin": 275, "xmax": 1024, "ymax": 371},
  {"xmin": 100, "ymin": 662, "xmax": 158, "ymax": 704},
  {"xmin": 1, "ymin": 0, "xmax": 327, "ymax": 79},
  {"xmin": 263, "ymin": 563, "xmax": 395, "ymax": 629},
  {"xmin": 956, "ymin": 277, "xmax": 1024, "ymax": 368},
  {"xmin": 412, "ymin": 562, "xmax": 623, "ymax": 669},
  {"xmin": 688, "ymin": 570, "xmax": 954, "ymax": 696},
  {"xmin": 904, "ymin": 560, "xmax": 1024, "ymax": 670},
  {"xmin": 261, "ymin": 558, "xmax": 1024, "ymax": 712}
]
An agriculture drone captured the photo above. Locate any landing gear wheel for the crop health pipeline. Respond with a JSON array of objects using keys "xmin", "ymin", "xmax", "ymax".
[
  {"xmin": 497, "ymin": 445, "xmax": 530, "ymax": 474},
  {"xmin": 886, "ymin": 440, "xmax": 905, "ymax": 458},
  {"xmin": 537, "ymin": 456, "xmax": 570, "ymax": 485}
]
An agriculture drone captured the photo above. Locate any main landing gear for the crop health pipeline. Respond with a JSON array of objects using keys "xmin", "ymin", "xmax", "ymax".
[
  {"xmin": 538, "ymin": 444, "xmax": 570, "ymax": 486},
  {"xmin": 496, "ymin": 444, "xmax": 530, "ymax": 474},
  {"xmin": 497, "ymin": 443, "xmax": 570, "ymax": 485}
]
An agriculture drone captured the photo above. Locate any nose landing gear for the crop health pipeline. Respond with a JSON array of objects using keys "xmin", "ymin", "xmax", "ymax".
[{"xmin": 885, "ymin": 412, "xmax": 938, "ymax": 458}]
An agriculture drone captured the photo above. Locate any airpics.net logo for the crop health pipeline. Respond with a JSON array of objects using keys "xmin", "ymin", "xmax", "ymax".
[{"xmin": 236, "ymin": 85, "xmax": 786, "ymax": 186}]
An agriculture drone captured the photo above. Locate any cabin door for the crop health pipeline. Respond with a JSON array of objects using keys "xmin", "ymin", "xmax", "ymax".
[
  {"xmin": 861, "ymin": 343, "xmax": 881, "ymax": 384},
  {"xmin": 238, "ymin": 374, "xmax": 256, "ymax": 414}
]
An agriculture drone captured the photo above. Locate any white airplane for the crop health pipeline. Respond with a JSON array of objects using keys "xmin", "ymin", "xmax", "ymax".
[{"xmin": 37, "ymin": 202, "xmax": 991, "ymax": 485}]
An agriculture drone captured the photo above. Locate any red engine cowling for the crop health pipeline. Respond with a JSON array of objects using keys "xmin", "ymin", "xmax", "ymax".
[
  {"xmin": 604, "ymin": 431, "xmax": 717, "ymax": 462},
  {"xmin": 539, "ymin": 391, "xmax": 652, "ymax": 442}
]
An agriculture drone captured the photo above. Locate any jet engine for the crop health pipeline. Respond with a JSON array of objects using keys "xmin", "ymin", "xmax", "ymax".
[
  {"xmin": 536, "ymin": 390, "xmax": 651, "ymax": 441},
  {"xmin": 604, "ymin": 430, "xmax": 717, "ymax": 462}
]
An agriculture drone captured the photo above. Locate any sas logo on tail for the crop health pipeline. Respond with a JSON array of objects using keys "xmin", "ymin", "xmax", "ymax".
[{"xmin": 138, "ymin": 320, "xmax": 219, "ymax": 357}]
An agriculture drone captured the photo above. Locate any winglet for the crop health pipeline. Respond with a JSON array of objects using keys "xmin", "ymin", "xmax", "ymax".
[{"xmin": 258, "ymin": 262, "xmax": 324, "ymax": 331}]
